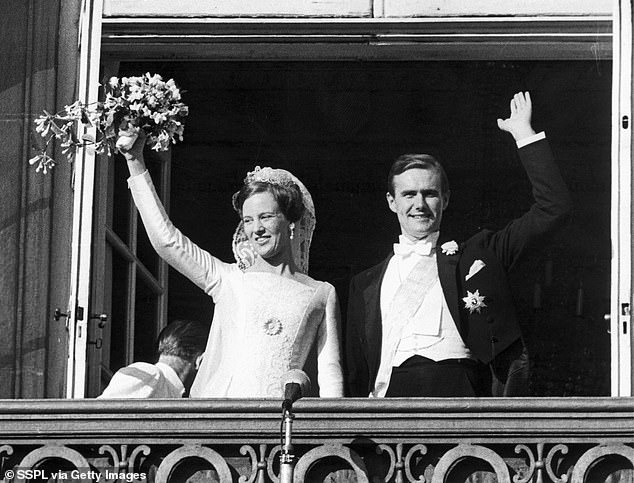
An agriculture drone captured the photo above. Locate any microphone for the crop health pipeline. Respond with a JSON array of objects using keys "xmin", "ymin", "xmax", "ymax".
[{"xmin": 281, "ymin": 369, "xmax": 311, "ymax": 412}]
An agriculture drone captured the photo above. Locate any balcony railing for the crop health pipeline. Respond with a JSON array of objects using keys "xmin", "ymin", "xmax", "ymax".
[{"xmin": 0, "ymin": 398, "xmax": 632, "ymax": 482}]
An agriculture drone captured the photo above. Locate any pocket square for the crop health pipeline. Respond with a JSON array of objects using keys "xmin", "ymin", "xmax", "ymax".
[{"xmin": 466, "ymin": 260, "xmax": 486, "ymax": 281}]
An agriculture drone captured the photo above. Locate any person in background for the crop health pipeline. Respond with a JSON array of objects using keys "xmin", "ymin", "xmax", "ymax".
[
  {"xmin": 346, "ymin": 92, "xmax": 572, "ymax": 398},
  {"xmin": 99, "ymin": 319, "xmax": 208, "ymax": 398}
]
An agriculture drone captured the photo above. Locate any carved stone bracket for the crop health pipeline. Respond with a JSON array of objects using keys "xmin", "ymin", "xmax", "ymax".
[
  {"xmin": 99, "ymin": 443, "xmax": 151, "ymax": 475},
  {"xmin": 0, "ymin": 445, "xmax": 13, "ymax": 479},
  {"xmin": 377, "ymin": 442, "xmax": 402, "ymax": 482},
  {"xmin": 0, "ymin": 445, "xmax": 13, "ymax": 457},
  {"xmin": 544, "ymin": 444, "xmax": 570, "ymax": 483},
  {"xmin": 513, "ymin": 443, "xmax": 537, "ymax": 483},
  {"xmin": 513, "ymin": 442, "xmax": 570, "ymax": 483},
  {"xmin": 404, "ymin": 444, "xmax": 428, "ymax": 483},
  {"xmin": 376, "ymin": 443, "xmax": 428, "ymax": 482},
  {"xmin": 240, "ymin": 443, "xmax": 267, "ymax": 483}
]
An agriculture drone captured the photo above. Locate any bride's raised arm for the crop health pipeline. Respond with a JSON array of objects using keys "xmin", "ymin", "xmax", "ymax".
[{"xmin": 120, "ymin": 133, "xmax": 231, "ymax": 298}]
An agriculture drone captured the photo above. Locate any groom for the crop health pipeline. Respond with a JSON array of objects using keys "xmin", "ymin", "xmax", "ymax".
[{"xmin": 345, "ymin": 92, "xmax": 572, "ymax": 397}]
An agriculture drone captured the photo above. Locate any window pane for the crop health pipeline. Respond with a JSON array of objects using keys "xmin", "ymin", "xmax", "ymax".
[
  {"xmin": 134, "ymin": 271, "xmax": 160, "ymax": 363},
  {"xmin": 109, "ymin": 253, "xmax": 131, "ymax": 370},
  {"xmin": 112, "ymin": 153, "xmax": 132, "ymax": 246}
]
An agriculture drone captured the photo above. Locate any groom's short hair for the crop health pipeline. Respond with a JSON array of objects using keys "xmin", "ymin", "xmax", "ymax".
[{"xmin": 387, "ymin": 154, "xmax": 449, "ymax": 196}]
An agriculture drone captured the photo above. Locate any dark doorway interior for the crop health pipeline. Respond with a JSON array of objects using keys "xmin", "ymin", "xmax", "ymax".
[{"xmin": 117, "ymin": 60, "xmax": 612, "ymax": 396}]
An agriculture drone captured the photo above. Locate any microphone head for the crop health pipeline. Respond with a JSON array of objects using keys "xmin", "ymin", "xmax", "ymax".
[{"xmin": 280, "ymin": 369, "xmax": 311, "ymax": 400}]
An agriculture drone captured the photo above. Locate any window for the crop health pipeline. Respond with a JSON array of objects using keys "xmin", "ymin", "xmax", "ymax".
[
  {"xmin": 86, "ymin": 150, "xmax": 171, "ymax": 396},
  {"xmin": 67, "ymin": 4, "xmax": 632, "ymax": 397}
]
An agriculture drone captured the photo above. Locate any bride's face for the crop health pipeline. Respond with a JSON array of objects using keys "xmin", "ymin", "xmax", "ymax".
[{"xmin": 242, "ymin": 191, "xmax": 292, "ymax": 260}]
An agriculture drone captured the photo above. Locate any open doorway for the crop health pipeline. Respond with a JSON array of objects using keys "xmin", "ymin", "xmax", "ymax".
[{"xmin": 94, "ymin": 60, "xmax": 611, "ymax": 397}]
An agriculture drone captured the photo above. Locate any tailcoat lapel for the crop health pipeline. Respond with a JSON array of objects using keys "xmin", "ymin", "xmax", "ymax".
[{"xmin": 363, "ymin": 255, "xmax": 391, "ymax": 381}]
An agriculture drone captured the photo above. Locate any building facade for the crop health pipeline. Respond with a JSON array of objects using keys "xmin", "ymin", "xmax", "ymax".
[{"xmin": 0, "ymin": 1, "xmax": 632, "ymax": 481}]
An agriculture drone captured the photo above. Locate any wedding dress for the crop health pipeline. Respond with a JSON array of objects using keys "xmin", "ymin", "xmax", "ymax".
[{"xmin": 127, "ymin": 171, "xmax": 344, "ymax": 398}]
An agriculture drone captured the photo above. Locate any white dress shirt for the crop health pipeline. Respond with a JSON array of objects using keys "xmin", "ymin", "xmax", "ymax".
[{"xmin": 380, "ymin": 233, "xmax": 471, "ymax": 367}]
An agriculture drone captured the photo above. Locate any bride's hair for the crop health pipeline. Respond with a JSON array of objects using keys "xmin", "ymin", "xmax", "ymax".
[
  {"xmin": 234, "ymin": 180, "xmax": 305, "ymax": 223},
  {"xmin": 232, "ymin": 167, "xmax": 315, "ymax": 272}
]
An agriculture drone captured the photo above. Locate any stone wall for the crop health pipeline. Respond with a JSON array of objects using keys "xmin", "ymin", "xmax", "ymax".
[{"xmin": 0, "ymin": 0, "xmax": 79, "ymax": 398}]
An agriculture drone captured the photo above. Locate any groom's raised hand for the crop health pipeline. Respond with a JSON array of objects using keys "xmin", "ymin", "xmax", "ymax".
[{"xmin": 497, "ymin": 91, "xmax": 537, "ymax": 143}]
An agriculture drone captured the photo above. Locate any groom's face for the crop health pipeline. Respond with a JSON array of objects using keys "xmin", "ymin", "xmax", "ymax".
[{"xmin": 386, "ymin": 167, "xmax": 450, "ymax": 241}]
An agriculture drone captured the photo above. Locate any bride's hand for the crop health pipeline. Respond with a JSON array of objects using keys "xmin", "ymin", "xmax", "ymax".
[
  {"xmin": 117, "ymin": 128, "xmax": 148, "ymax": 176},
  {"xmin": 117, "ymin": 125, "xmax": 144, "ymax": 156}
]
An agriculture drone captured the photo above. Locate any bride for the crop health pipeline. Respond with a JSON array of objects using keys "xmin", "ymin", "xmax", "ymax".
[{"xmin": 120, "ymin": 134, "xmax": 344, "ymax": 398}]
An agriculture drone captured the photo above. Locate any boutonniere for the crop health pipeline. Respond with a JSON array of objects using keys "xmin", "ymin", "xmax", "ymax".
[
  {"xmin": 441, "ymin": 240, "xmax": 459, "ymax": 256},
  {"xmin": 462, "ymin": 290, "xmax": 487, "ymax": 314}
]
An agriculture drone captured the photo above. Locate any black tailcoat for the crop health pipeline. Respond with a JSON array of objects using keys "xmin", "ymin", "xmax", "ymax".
[{"xmin": 345, "ymin": 139, "xmax": 572, "ymax": 397}]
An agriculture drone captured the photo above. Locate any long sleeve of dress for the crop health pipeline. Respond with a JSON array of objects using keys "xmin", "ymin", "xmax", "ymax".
[
  {"xmin": 316, "ymin": 284, "xmax": 345, "ymax": 397},
  {"xmin": 127, "ymin": 170, "xmax": 234, "ymax": 299}
]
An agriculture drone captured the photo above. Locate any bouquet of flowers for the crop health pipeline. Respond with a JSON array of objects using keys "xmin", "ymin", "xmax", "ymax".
[{"xmin": 30, "ymin": 73, "xmax": 189, "ymax": 173}]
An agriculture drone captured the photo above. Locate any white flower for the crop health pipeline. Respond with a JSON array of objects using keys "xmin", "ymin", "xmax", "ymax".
[
  {"xmin": 34, "ymin": 117, "xmax": 50, "ymax": 136},
  {"xmin": 146, "ymin": 73, "xmax": 163, "ymax": 85},
  {"xmin": 462, "ymin": 290, "xmax": 487, "ymax": 314},
  {"xmin": 30, "ymin": 72, "xmax": 189, "ymax": 174},
  {"xmin": 127, "ymin": 88, "xmax": 144, "ymax": 102},
  {"xmin": 152, "ymin": 111, "xmax": 168, "ymax": 124},
  {"xmin": 441, "ymin": 240, "xmax": 459, "ymax": 255}
]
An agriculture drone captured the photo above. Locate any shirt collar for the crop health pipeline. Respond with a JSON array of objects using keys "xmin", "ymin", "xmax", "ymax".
[
  {"xmin": 398, "ymin": 231, "xmax": 440, "ymax": 247},
  {"xmin": 393, "ymin": 232, "xmax": 440, "ymax": 257}
]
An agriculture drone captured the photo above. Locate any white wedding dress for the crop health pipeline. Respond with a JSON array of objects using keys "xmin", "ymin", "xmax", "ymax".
[{"xmin": 128, "ymin": 171, "xmax": 344, "ymax": 398}]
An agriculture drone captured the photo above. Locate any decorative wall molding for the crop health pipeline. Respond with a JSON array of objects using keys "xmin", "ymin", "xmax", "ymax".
[
  {"xmin": 102, "ymin": 0, "xmax": 610, "ymax": 18},
  {"xmin": 100, "ymin": 16, "xmax": 612, "ymax": 60}
]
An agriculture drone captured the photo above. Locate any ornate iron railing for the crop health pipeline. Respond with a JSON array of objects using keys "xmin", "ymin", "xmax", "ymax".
[{"xmin": 0, "ymin": 398, "xmax": 632, "ymax": 482}]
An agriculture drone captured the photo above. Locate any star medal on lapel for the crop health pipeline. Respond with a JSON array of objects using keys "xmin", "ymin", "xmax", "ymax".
[
  {"xmin": 441, "ymin": 240, "xmax": 459, "ymax": 255},
  {"xmin": 462, "ymin": 290, "xmax": 487, "ymax": 314}
]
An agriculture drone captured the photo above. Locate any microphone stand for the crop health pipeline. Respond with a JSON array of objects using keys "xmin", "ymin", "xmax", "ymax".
[
  {"xmin": 279, "ymin": 371, "xmax": 310, "ymax": 483},
  {"xmin": 279, "ymin": 406, "xmax": 295, "ymax": 483}
]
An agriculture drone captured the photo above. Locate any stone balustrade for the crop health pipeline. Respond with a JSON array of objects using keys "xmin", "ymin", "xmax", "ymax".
[{"xmin": 0, "ymin": 398, "xmax": 632, "ymax": 482}]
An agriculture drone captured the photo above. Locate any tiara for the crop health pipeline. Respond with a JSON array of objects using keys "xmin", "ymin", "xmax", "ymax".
[{"xmin": 244, "ymin": 166, "xmax": 296, "ymax": 188}]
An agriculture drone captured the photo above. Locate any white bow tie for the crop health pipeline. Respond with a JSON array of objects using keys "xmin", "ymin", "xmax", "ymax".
[{"xmin": 393, "ymin": 240, "xmax": 435, "ymax": 257}]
